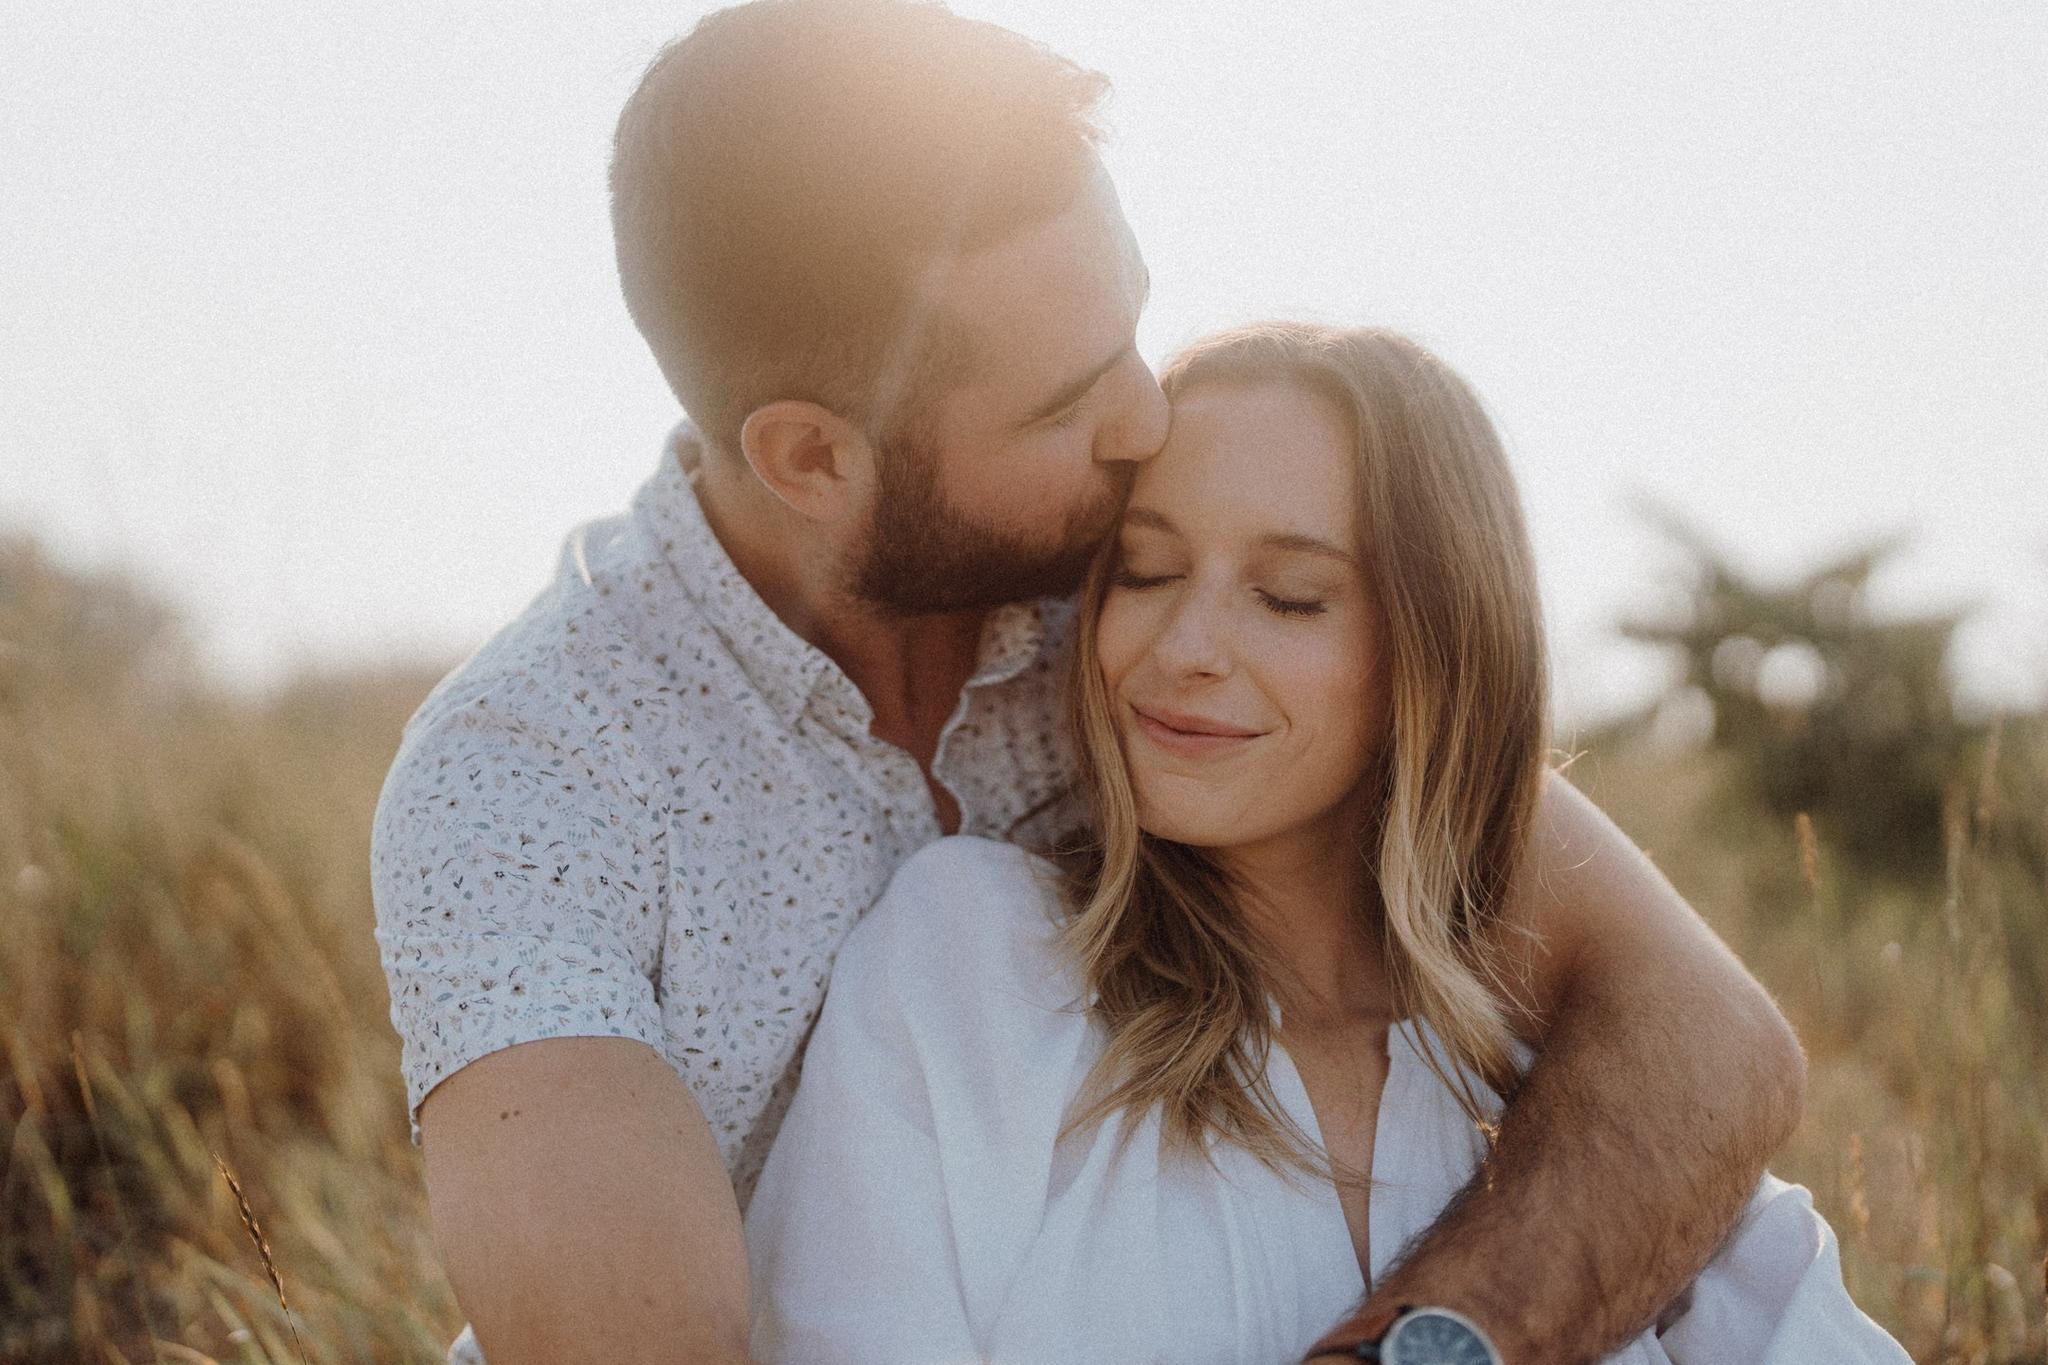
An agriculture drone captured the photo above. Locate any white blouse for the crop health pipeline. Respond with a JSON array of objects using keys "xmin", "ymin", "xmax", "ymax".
[{"xmin": 745, "ymin": 836, "xmax": 1908, "ymax": 1365}]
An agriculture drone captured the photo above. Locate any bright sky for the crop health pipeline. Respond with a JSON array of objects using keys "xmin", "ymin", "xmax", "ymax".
[{"xmin": 6, "ymin": 1, "xmax": 2044, "ymax": 725}]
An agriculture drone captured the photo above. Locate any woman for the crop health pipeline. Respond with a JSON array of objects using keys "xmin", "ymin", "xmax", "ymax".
[{"xmin": 743, "ymin": 323, "xmax": 1905, "ymax": 1363}]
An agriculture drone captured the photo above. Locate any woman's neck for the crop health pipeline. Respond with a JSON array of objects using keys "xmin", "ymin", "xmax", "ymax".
[{"xmin": 1214, "ymin": 820, "xmax": 1390, "ymax": 1030}]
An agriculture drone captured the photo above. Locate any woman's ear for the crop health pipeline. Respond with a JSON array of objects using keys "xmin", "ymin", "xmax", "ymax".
[{"xmin": 737, "ymin": 400, "xmax": 879, "ymax": 524}]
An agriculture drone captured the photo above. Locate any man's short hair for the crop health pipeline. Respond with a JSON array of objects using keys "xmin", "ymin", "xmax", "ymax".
[{"xmin": 611, "ymin": 0, "xmax": 1110, "ymax": 456}]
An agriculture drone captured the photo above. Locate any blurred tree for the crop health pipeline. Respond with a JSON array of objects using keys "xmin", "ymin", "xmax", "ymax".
[
  {"xmin": 1619, "ymin": 502, "xmax": 1970, "ymax": 885},
  {"xmin": 0, "ymin": 534, "xmax": 197, "ymax": 707}
]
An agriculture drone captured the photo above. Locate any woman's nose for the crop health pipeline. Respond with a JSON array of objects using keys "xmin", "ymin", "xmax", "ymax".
[{"xmin": 1152, "ymin": 591, "xmax": 1232, "ymax": 680}]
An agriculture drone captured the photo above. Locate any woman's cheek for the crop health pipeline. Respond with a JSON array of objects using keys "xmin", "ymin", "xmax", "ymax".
[
  {"xmin": 1254, "ymin": 618, "xmax": 1354, "ymax": 711},
  {"xmin": 1301, "ymin": 619, "xmax": 1383, "ymax": 755},
  {"xmin": 1093, "ymin": 593, "xmax": 1144, "ymax": 693}
]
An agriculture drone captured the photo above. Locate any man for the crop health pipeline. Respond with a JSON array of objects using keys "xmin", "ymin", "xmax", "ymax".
[{"xmin": 370, "ymin": 3, "xmax": 1805, "ymax": 1362}]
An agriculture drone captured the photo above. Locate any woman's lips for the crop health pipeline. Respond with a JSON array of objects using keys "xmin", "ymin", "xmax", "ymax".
[{"xmin": 1129, "ymin": 704, "xmax": 1264, "ymax": 758}]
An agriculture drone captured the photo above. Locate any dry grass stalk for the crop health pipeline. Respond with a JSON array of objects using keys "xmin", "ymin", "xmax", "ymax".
[
  {"xmin": 212, "ymin": 1154, "xmax": 307, "ymax": 1365},
  {"xmin": 1845, "ymin": 1132, "xmax": 1871, "ymax": 1243},
  {"xmin": 1795, "ymin": 811, "xmax": 1820, "ymax": 893}
]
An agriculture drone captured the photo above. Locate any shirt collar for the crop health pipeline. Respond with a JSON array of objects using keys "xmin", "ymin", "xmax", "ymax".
[
  {"xmin": 633, "ymin": 423, "xmax": 833, "ymax": 726},
  {"xmin": 972, "ymin": 595, "xmax": 1058, "ymax": 690},
  {"xmin": 633, "ymin": 421, "xmax": 1069, "ymax": 728}
]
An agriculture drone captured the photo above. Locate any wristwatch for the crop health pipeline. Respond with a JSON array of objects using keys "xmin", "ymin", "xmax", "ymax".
[{"xmin": 1306, "ymin": 1304, "xmax": 1504, "ymax": 1365}]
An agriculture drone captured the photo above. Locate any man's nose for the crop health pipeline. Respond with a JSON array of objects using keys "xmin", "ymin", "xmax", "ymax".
[{"xmin": 1096, "ymin": 363, "xmax": 1170, "ymax": 466}]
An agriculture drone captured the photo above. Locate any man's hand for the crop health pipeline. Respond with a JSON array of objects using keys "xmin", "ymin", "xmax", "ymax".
[
  {"xmin": 420, "ymin": 1036, "xmax": 756, "ymax": 1365},
  {"xmin": 1308, "ymin": 771, "xmax": 1806, "ymax": 1364}
]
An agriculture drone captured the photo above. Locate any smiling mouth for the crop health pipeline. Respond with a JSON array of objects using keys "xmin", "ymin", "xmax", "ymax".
[{"xmin": 1129, "ymin": 704, "xmax": 1265, "ymax": 757}]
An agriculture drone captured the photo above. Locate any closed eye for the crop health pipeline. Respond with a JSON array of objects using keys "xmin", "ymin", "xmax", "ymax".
[
  {"xmin": 1043, "ymin": 399, "xmax": 1088, "ymax": 431},
  {"xmin": 1113, "ymin": 569, "xmax": 1325, "ymax": 619},
  {"xmin": 1257, "ymin": 590, "xmax": 1326, "ymax": 618}
]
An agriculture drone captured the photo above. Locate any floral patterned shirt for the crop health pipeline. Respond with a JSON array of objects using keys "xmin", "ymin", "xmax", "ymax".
[{"xmin": 369, "ymin": 424, "xmax": 1082, "ymax": 1209}]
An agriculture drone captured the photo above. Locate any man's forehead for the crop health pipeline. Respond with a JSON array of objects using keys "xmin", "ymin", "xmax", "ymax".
[
  {"xmin": 925, "ymin": 179, "xmax": 1145, "ymax": 381},
  {"xmin": 936, "ymin": 168, "xmax": 1137, "ymax": 301}
]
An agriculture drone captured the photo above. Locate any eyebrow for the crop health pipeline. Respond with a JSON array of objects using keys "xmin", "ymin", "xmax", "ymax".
[
  {"xmin": 1018, "ymin": 344, "xmax": 1128, "ymax": 429},
  {"xmin": 1122, "ymin": 508, "xmax": 1359, "ymax": 566}
]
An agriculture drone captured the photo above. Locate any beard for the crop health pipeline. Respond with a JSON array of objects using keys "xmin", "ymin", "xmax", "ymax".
[{"xmin": 851, "ymin": 426, "xmax": 1131, "ymax": 616}]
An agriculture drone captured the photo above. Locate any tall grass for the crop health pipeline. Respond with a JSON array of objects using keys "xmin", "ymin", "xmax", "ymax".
[
  {"xmin": 2, "ymin": 541, "xmax": 459, "ymax": 1363},
  {"xmin": 3, "ymin": 537, "xmax": 2043, "ymax": 1362},
  {"xmin": 1571, "ymin": 719, "xmax": 2047, "ymax": 1364}
]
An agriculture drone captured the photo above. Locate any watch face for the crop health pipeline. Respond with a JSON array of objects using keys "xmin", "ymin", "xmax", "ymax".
[{"xmin": 1381, "ymin": 1308, "xmax": 1501, "ymax": 1365}]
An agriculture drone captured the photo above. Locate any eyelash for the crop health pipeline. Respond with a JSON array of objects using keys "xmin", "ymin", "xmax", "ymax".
[
  {"xmin": 1044, "ymin": 401, "xmax": 1087, "ymax": 431},
  {"xmin": 1109, "ymin": 570, "xmax": 1327, "ymax": 619},
  {"xmin": 1260, "ymin": 592, "xmax": 1328, "ymax": 619}
]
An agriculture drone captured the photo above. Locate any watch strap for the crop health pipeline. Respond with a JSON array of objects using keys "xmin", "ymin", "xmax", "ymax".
[{"xmin": 1301, "ymin": 1302, "xmax": 1407, "ymax": 1362}]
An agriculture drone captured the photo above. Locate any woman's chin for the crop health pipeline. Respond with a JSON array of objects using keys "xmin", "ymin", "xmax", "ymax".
[{"xmin": 1133, "ymin": 799, "xmax": 1251, "ymax": 851}]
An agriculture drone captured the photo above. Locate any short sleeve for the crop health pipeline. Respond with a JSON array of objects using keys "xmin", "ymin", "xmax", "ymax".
[{"xmin": 370, "ymin": 692, "xmax": 668, "ymax": 1145}]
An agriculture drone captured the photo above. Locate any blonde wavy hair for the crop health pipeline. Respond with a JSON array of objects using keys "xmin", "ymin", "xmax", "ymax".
[{"xmin": 1058, "ymin": 321, "xmax": 1550, "ymax": 1175}]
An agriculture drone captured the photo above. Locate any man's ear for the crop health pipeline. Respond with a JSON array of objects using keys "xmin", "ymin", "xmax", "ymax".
[{"xmin": 737, "ymin": 401, "xmax": 877, "ymax": 523}]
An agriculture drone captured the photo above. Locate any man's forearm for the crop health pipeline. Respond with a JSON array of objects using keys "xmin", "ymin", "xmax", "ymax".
[{"xmin": 1310, "ymin": 971, "xmax": 1804, "ymax": 1363}]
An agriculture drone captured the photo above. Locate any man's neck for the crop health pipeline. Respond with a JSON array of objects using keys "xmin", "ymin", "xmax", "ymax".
[{"xmin": 691, "ymin": 442, "xmax": 987, "ymax": 762}]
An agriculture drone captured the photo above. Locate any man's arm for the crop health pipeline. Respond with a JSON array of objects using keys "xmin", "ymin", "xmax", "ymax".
[
  {"xmin": 1309, "ymin": 770, "xmax": 1806, "ymax": 1364},
  {"xmin": 420, "ymin": 1036, "xmax": 754, "ymax": 1365},
  {"xmin": 369, "ymin": 686, "xmax": 746, "ymax": 1361}
]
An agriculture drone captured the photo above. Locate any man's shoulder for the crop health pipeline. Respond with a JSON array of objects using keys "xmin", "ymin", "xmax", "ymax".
[
  {"xmin": 395, "ymin": 510, "xmax": 744, "ymax": 765},
  {"xmin": 374, "ymin": 553, "xmax": 697, "ymax": 864},
  {"xmin": 388, "ymin": 637, "xmax": 614, "ymax": 806}
]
